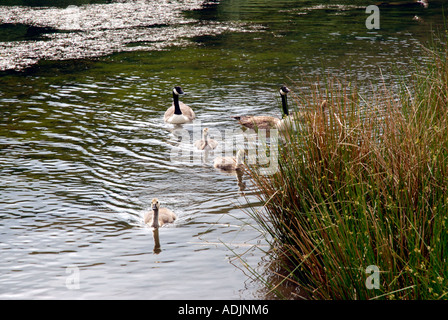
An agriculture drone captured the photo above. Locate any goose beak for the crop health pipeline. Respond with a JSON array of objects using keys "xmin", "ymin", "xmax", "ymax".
[{"xmin": 152, "ymin": 203, "xmax": 158, "ymax": 211}]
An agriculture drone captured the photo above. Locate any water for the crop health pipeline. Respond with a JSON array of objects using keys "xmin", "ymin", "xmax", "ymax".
[{"xmin": 0, "ymin": 0, "xmax": 446, "ymax": 299}]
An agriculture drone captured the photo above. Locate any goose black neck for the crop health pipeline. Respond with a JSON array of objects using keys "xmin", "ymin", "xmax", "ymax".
[
  {"xmin": 281, "ymin": 94, "xmax": 289, "ymax": 116},
  {"xmin": 173, "ymin": 92, "xmax": 182, "ymax": 115}
]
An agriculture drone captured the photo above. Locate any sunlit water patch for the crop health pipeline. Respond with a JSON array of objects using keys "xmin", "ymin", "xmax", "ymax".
[{"xmin": 0, "ymin": 0, "xmax": 260, "ymax": 70}]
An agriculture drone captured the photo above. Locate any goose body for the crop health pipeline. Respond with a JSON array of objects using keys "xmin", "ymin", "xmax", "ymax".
[
  {"xmin": 194, "ymin": 127, "xmax": 218, "ymax": 150},
  {"xmin": 214, "ymin": 150, "xmax": 244, "ymax": 171},
  {"xmin": 232, "ymin": 86, "xmax": 291, "ymax": 130},
  {"xmin": 164, "ymin": 86, "xmax": 195, "ymax": 124},
  {"xmin": 231, "ymin": 115, "xmax": 280, "ymax": 130},
  {"xmin": 144, "ymin": 198, "xmax": 176, "ymax": 228}
]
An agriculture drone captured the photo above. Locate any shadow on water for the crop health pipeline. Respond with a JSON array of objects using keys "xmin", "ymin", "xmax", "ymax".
[{"xmin": 0, "ymin": 24, "xmax": 58, "ymax": 42}]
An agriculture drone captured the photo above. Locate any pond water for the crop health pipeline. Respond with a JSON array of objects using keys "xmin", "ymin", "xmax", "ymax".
[{"xmin": 0, "ymin": 0, "xmax": 446, "ymax": 299}]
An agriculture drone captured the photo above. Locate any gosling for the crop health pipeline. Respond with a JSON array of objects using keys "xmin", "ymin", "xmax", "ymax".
[
  {"xmin": 213, "ymin": 150, "xmax": 244, "ymax": 171},
  {"xmin": 144, "ymin": 198, "xmax": 176, "ymax": 229},
  {"xmin": 194, "ymin": 127, "xmax": 218, "ymax": 150}
]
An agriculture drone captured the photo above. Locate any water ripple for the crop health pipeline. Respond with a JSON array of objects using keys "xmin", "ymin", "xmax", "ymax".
[{"xmin": 0, "ymin": 0, "xmax": 261, "ymax": 70}]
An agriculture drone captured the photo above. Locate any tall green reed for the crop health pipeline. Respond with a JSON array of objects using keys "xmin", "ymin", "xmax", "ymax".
[{"xmin": 244, "ymin": 39, "xmax": 448, "ymax": 299}]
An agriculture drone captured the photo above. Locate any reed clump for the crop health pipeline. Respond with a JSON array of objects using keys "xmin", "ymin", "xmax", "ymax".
[{"xmin": 245, "ymin": 39, "xmax": 448, "ymax": 299}]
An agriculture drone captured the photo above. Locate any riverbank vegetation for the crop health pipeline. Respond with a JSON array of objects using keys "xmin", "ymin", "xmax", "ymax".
[{"xmin": 244, "ymin": 35, "xmax": 448, "ymax": 299}]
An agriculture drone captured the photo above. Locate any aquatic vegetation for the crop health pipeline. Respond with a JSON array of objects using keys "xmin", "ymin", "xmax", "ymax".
[{"xmin": 244, "ymin": 34, "xmax": 448, "ymax": 299}]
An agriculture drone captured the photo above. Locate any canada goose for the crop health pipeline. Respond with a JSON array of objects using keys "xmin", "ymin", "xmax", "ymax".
[
  {"xmin": 164, "ymin": 86, "xmax": 196, "ymax": 124},
  {"xmin": 231, "ymin": 86, "xmax": 292, "ymax": 130},
  {"xmin": 231, "ymin": 114, "xmax": 281, "ymax": 130},
  {"xmin": 214, "ymin": 149, "xmax": 244, "ymax": 171},
  {"xmin": 194, "ymin": 127, "xmax": 218, "ymax": 150},
  {"xmin": 144, "ymin": 198, "xmax": 177, "ymax": 228}
]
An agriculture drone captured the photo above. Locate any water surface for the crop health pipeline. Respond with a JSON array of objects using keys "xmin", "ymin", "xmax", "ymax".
[{"xmin": 0, "ymin": 0, "xmax": 446, "ymax": 299}]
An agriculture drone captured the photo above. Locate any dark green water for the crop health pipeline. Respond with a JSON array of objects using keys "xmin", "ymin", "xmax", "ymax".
[{"xmin": 0, "ymin": 0, "xmax": 446, "ymax": 299}]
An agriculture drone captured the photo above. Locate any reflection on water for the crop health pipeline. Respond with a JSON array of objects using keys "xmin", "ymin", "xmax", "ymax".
[
  {"xmin": 0, "ymin": 67, "xmax": 269, "ymax": 299},
  {"xmin": 0, "ymin": 0, "xmax": 259, "ymax": 70},
  {"xmin": 152, "ymin": 228, "xmax": 161, "ymax": 254},
  {"xmin": 0, "ymin": 0, "xmax": 446, "ymax": 299}
]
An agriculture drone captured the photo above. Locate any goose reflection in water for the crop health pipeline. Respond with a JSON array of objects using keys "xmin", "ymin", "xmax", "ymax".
[{"xmin": 152, "ymin": 228, "xmax": 162, "ymax": 254}]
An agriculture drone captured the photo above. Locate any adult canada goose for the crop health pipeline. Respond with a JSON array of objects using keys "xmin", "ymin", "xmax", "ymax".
[
  {"xmin": 214, "ymin": 149, "xmax": 244, "ymax": 171},
  {"xmin": 164, "ymin": 86, "xmax": 196, "ymax": 124},
  {"xmin": 194, "ymin": 127, "xmax": 218, "ymax": 150},
  {"xmin": 231, "ymin": 86, "xmax": 291, "ymax": 130},
  {"xmin": 144, "ymin": 198, "xmax": 177, "ymax": 228}
]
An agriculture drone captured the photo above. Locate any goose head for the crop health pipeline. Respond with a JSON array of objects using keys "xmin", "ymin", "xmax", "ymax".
[
  {"xmin": 280, "ymin": 86, "xmax": 290, "ymax": 96},
  {"xmin": 203, "ymin": 127, "xmax": 209, "ymax": 137},
  {"xmin": 152, "ymin": 198, "xmax": 160, "ymax": 211},
  {"xmin": 173, "ymin": 86, "xmax": 185, "ymax": 96}
]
